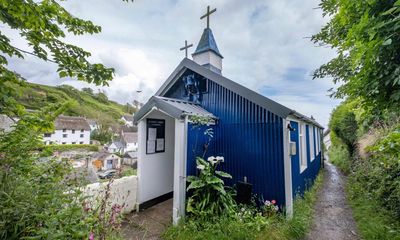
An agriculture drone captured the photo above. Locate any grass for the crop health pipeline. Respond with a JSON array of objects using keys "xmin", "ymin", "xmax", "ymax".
[
  {"xmin": 328, "ymin": 144, "xmax": 351, "ymax": 174},
  {"xmin": 162, "ymin": 171, "xmax": 324, "ymax": 240},
  {"xmin": 347, "ymin": 176, "xmax": 400, "ymax": 240}
]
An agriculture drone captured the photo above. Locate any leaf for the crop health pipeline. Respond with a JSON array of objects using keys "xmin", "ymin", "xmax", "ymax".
[
  {"xmin": 215, "ymin": 171, "xmax": 232, "ymax": 178},
  {"xmin": 382, "ymin": 38, "xmax": 392, "ymax": 46},
  {"xmin": 382, "ymin": 7, "xmax": 398, "ymax": 15},
  {"xmin": 186, "ymin": 181, "xmax": 206, "ymax": 191}
]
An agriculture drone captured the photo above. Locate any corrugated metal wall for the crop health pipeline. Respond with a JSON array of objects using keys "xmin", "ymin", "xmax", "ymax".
[
  {"xmin": 290, "ymin": 120, "xmax": 321, "ymax": 198},
  {"xmin": 165, "ymin": 73, "xmax": 286, "ymax": 206}
]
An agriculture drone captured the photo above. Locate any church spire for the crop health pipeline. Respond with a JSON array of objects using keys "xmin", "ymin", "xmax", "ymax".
[{"xmin": 192, "ymin": 5, "xmax": 223, "ymax": 74}]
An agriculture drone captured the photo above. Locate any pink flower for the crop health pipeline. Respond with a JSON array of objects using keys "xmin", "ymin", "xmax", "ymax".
[
  {"xmin": 271, "ymin": 200, "xmax": 276, "ymax": 205},
  {"xmin": 89, "ymin": 232, "xmax": 94, "ymax": 240}
]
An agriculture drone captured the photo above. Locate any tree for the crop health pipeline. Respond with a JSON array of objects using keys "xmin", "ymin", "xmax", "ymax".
[
  {"xmin": 82, "ymin": 87, "xmax": 94, "ymax": 95},
  {"xmin": 0, "ymin": 0, "xmax": 119, "ymax": 116},
  {"xmin": 312, "ymin": 0, "xmax": 400, "ymax": 115}
]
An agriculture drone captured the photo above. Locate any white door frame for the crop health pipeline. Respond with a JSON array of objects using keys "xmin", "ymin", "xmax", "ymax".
[
  {"xmin": 283, "ymin": 119, "xmax": 293, "ymax": 218},
  {"xmin": 173, "ymin": 117, "xmax": 188, "ymax": 224}
]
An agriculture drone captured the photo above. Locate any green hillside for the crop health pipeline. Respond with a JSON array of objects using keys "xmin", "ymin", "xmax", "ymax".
[{"xmin": 14, "ymin": 82, "xmax": 135, "ymax": 126}]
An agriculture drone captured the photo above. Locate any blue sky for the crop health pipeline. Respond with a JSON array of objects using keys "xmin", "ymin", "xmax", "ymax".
[{"xmin": 5, "ymin": 0, "xmax": 341, "ymax": 127}]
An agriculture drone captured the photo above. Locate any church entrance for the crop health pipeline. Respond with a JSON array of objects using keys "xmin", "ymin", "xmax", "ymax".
[{"xmin": 136, "ymin": 108, "xmax": 188, "ymax": 224}]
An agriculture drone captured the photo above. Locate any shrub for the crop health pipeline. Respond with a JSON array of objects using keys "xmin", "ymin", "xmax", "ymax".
[
  {"xmin": 328, "ymin": 143, "xmax": 351, "ymax": 174},
  {"xmin": 186, "ymin": 156, "xmax": 236, "ymax": 219}
]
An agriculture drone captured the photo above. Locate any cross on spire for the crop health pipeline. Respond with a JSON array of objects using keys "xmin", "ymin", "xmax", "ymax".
[
  {"xmin": 179, "ymin": 40, "xmax": 193, "ymax": 58},
  {"xmin": 200, "ymin": 5, "xmax": 216, "ymax": 29}
]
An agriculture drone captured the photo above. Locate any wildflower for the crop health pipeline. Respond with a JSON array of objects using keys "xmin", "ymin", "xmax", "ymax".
[
  {"xmin": 197, "ymin": 164, "xmax": 205, "ymax": 170},
  {"xmin": 264, "ymin": 200, "xmax": 271, "ymax": 206},
  {"xmin": 271, "ymin": 200, "xmax": 276, "ymax": 205},
  {"xmin": 216, "ymin": 156, "xmax": 224, "ymax": 162},
  {"xmin": 274, "ymin": 206, "xmax": 279, "ymax": 211},
  {"xmin": 89, "ymin": 232, "xmax": 94, "ymax": 240}
]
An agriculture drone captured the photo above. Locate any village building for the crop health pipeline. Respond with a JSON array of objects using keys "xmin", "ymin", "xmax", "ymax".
[
  {"xmin": 43, "ymin": 116, "xmax": 91, "ymax": 145},
  {"xmin": 92, "ymin": 151, "xmax": 121, "ymax": 171},
  {"xmin": 106, "ymin": 141, "xmax": 124, "ymax": 154},
  {"xmin": 87, "ymin": 119, "xmax": 99, "ymax": 131},
  {"xmin": 121, "ymin": 114, "xmax": 134, "ymax": 127},
  {"xmin": 122, "ymin": 132, "xmax": 138, "ymax": 152},
  {"xmin": 133, "ymin": 6, "xmax": 324, "ymax": 224}
]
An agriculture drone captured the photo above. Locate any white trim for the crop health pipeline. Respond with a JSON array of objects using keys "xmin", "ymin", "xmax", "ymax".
[
  {"xmin": 283, "ymin": 119, "xmax": 293, "ymax": 218},
  {"xmin": 299, "ymin": 123, "xmax": 307, "ymax": 173},
  {"xmin": 310, "ymin": 126, "xmax": 315, "ymax": 162},
  {"xmin": 173, "ymin": 117, "xmax": 188, "ymax": 225}
]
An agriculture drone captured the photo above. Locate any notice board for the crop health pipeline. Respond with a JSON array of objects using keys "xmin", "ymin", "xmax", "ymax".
[{"xmin": 146, "ymin": 118, "xmax": 165, "ymax": 154}]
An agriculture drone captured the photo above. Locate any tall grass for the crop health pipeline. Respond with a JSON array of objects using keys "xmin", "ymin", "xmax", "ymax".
[{"xmin": 328, "ymin": 144, "xmax": 351, "ymax": 174}]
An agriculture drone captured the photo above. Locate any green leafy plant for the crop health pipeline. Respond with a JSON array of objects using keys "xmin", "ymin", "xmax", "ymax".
[{"xmin": 186, "ymin": 156, "xmax": 236, "ymax": 219}]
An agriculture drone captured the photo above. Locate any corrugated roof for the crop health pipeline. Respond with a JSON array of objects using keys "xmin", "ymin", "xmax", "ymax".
[
  {"xmin": 192, "ymin": 28, "xmax": 223, "ymax": 58},
  {"xmin": 55, "ymin": 116, "xmax": 90, "ymax": 130},
  {"xmin": 152, "ymin": 58, "xmax": 324, "ymax": 128},
  {"xmin": 134, "ymin": 96, "xmax": 217, "ymax": 122}
]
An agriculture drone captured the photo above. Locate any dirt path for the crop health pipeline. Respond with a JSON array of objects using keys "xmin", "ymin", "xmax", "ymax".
[{"xmin": 305, "ymin": 161, "xmax": 359, "ymax": 240}]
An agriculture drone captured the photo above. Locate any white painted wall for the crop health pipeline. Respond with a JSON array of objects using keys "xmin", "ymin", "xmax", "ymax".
[
  {"xmin": 43, "ymin": 129, "xmax": 90, "ymax": 145},
  {"xmin": 192, "ymin": 51, "xmax": 222, "ymax": 72},
  {"xmin": 83, "ymin": 176, "xmax": 138, "ymax": 213},
  {"xmin": 125, "ymin": 142, "xmax": 138, "ymax": 152},
  {"xmin": 137, "ymin": 110, "xmax": 175, "ymax": 203}
]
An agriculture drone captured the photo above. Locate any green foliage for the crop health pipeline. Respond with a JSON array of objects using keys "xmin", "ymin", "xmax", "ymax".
[
  {"xmin": 358, "ymin": 127, "xmax": 400, "ymax": 219},
  {"xmin": 164, "ymin": 171, "xmax": 324, "ymax": 240},
  {"xmin": 328, "ymin": 143, "xmax": 351, "ymax": 174},
  {"xmin": 313, "ymin": 0, "xmax": 400, "ymax": 114},
  {"xmin": 347, "ymin": 174, "xmax": 400, "ymax": 239},
  {"xmin": 186, "ymin": 157, "xmax": 236, "ymax": 219},
  {"xmin": 329, "ymin": 101, "xmax": 358, "ymax": 155},
  {"xmin": 121, "ymin": 168, "xmax": 137, "ymax": 177},
  {"xmin": 42, "ymin": 144, "xmax": 99, "ymax": 155},
  {"xmin": 91, "ymin": 127, "xmax": 114, "ymax": 144},
  {"xmin": 13, "ymin": 82, "xmax": 130, "ymax": 126}
]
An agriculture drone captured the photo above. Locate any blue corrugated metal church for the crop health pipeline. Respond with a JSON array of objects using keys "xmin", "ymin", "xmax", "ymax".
[{"xmin": 134, "ymin": 6, "xmax": 323, "ymax": 224}]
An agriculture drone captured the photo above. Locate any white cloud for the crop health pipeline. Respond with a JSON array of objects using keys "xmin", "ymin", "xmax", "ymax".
[{"xmin": 4, "ymin": 0, "xmax": 340, "ymax": 127}]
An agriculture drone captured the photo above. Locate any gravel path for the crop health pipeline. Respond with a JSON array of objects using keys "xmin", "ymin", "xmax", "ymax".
[{"xmin": 305, "ymin": 161, "xmax": 359, "ymax": 240}]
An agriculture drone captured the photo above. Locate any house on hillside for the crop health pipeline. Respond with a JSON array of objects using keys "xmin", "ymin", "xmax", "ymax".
[
  {"xmin": 121, "ymin": 114, "xmax": 134, "ymax": 127},
  {"xmin": 43, "ymin": 116, "xmax": 91, "ymax": 145},
  {"xmin": 133, "ymin": 18, "xmax": 323, "ymax": 224},
  {"xmin": 122, "ymin": 132, "xmax": 138, "ymax": 152},
  {"xmin": 106, "ymin": 141, "xmax": 124, "ymax": 154},
  {"xmin": 92, "ymin": 152, "xmax": 121, "ymax": 171},
  {"xmin": 87, "ymin": 119, "xmax": 99, "ymax": 131}
]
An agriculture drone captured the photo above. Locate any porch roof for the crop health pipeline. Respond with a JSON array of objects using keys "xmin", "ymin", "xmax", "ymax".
[{"xmin": 134, "ymin": 96, "xmax": 217, "ymax": 122}]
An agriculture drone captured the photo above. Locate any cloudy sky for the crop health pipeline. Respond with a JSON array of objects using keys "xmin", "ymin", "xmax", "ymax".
[{"xmin": 6, "ymin": 0, "xmax": 341, "ymax": 127}]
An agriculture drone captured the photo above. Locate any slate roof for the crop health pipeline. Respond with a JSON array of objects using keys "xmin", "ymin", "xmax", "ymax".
[
  {"xmin": 192, "ymin": 28, "xmax": 223, "ymax": 58},
  {"xmin": 122, "ymin": 114, "xmax": 134, "ymax": 122},
  {"xmin": 123, "ymin": 132, "xmax": 138, "ymax": 144},
  {"xmin": 153, "ymin": 58, "xmax": 324, "ymax": 129},
  {"xmin": 134, "ymin": 96, "xmax": 217, "ymax": 122},
  {"xmin": 55, "ymin": 116, "xmax": 91, "ymax": 130},
  {"xmin": 93, "ymin": 151, "xmax": 120, "ymax": 160}
]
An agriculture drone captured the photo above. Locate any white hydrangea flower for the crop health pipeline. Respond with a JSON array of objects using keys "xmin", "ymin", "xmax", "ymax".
[
  {"xmin": 197, "ymin": 165, "xmax": 205, "ymax": 170},
  {"xmin": 216, "ymin": 156, "xmax": 224, "ymax": 162}
]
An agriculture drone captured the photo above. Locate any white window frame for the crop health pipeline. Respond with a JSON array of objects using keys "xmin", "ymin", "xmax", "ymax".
[
  {"xmin": 316, "ymin": 129, "xmax": 320, "ymax": 154},
  {"xmin": 310, "ymin": 126, "xmax": 315, "ymax": 161},
  {"xmin": 299, "ymin": 123, "xmax": 307, "ymax": 173}
]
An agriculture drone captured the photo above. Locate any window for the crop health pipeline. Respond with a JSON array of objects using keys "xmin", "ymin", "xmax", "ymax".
[
  {"xmin": 63, "ymin": 134, "xmax": 67, "ymax": 138},
  {"xmin": 72, "ymin": 142, "xmax": 76, "ymax": 144},
  {"xmin": 310, "ymin": 126, "xmax": 315, "ymax": 161},
  {"xmin": 80, "ymin": 134, "xmax": 84, "ymax": 138},
  {"xmin": 79, "ymin": 141, "xmax": 84, "ymax": 144},
  {"xmin": 62, "ymin": 129, "xmax": 66, "ymax": 132},
  {"xmin": 80, "ymin": 129, "xmax": 84, "ymax": 132},
  {"xmin": 299, "ymin": 123, "xmax": 307, "ymax": 172},
  {"xmin": 44, "ymin": 133, "xmax": 51, "ymax": 137},
  {"xmin": 62, "ymin": 142, "xmax": 66, "ymax": 145},
  {"xmin": 72, "ymin": 130, "xmax": 75, "ymax": 134}
]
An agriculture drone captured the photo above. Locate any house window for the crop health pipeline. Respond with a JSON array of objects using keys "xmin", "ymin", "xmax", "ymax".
[
  {"xmin": 81, "ymin": 129, "xmax": 84, "ymax": 132},
  {"xmin": 62, "ymin": 129, "xmax": 66, "ymax": 132},
  {"xmin": 80, "ymin": 134, "xmax": 84, "ymax": 138},
  {"xmin": 79, "ymin": 141, "xmax": 84, "ymax": 144},
  {"xmin": 63, "ymin": 134, "xmax": 67, "ymax": 138},
  {"xmin": 62, "ymin": 142, "xmax": 66, "ymax": 145},
  {"xmin": 72, "ymin": 130, "xmax": 75, "ymax": 134},
  {"xmin": 44, "ymin": 133, "xmax": 51, "ymax": 137},
  {"xmin": 72, "ymin": 142, "xmax": 76, "ymax": 144},
  {"xmin": 310, "ymin": 126, "xmax": 315, "ymax": 161},
  {"xmin": 299, "ymin": 123, "xmax": 307, "ymax": 172}
]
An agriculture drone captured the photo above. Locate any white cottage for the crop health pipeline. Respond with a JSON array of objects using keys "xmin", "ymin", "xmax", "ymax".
[{"xmin": 43, "ymin": 116, "xmax": 91, "ymax": 145}]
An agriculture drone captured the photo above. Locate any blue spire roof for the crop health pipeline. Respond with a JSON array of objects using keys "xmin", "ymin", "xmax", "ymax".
[{"xmin": 192, "ymin": 28, "xmax": 223, "ymax": 58}]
